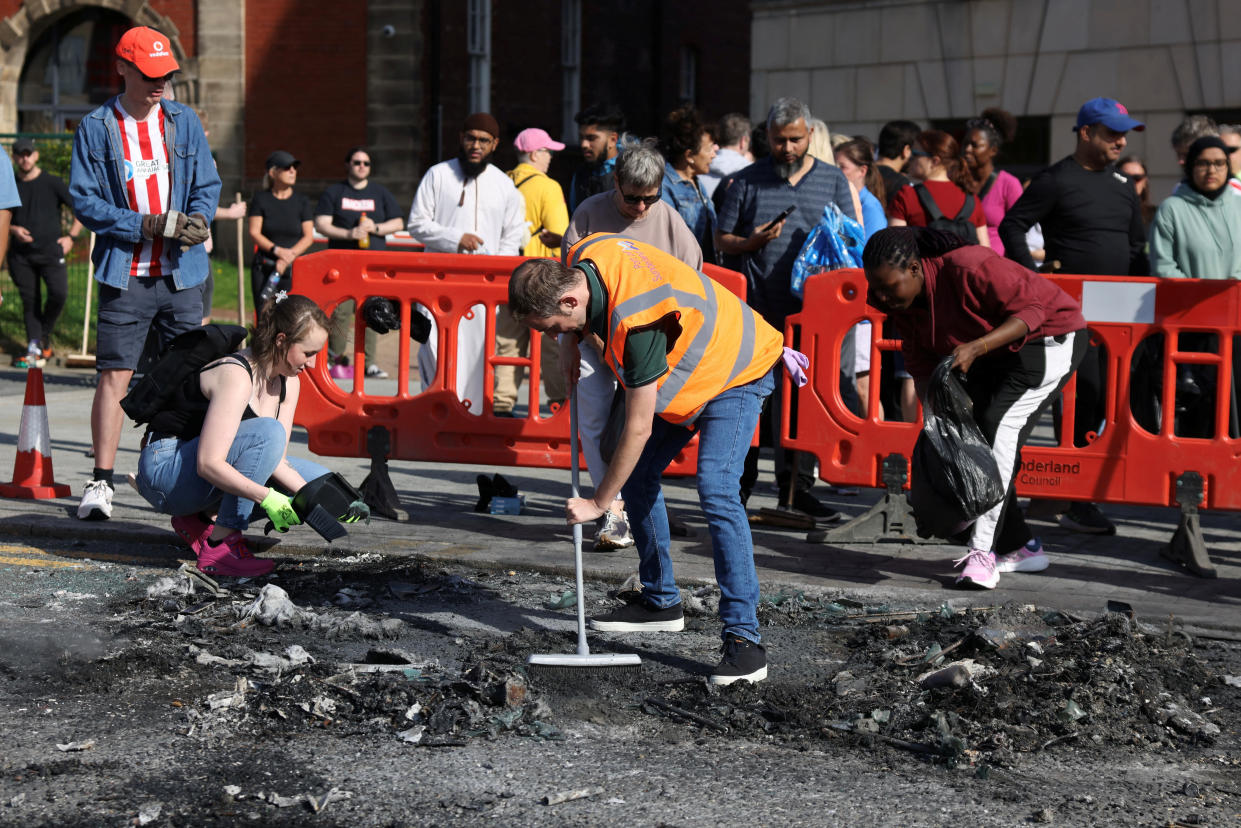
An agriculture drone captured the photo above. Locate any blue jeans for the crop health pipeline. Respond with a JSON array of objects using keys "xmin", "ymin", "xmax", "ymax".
[
  {"xmin": 136, "ymin": 417, "xmax": 328, "ymax": 531},
  {"xmin": 622, "ymin": 367, "xmax": 775, "ymax": 643}
]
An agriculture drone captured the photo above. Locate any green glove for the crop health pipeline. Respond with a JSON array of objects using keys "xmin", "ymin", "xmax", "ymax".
[{"xmin": 260, "ymin": 489, "xmax": 301, "ymax": 533}]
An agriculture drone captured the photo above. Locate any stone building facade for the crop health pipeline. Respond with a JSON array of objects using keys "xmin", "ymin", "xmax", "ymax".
[{"xmin": 751, "ymin": 0, "xmax": 1241, "ymax": 198}]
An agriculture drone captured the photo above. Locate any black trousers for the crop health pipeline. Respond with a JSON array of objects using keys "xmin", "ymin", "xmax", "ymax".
[{"xmin": 8, "ymin": 251, "xmax": 68, "ymax": 345}]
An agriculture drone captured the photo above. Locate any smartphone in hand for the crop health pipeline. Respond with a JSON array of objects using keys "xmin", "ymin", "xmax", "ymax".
[{"xmin": 760, "ymin": 204, "xmax": 797, "ymax": 232}]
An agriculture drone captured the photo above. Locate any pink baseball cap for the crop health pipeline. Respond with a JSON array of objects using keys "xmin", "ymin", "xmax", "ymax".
[{"xmin": 514, "ymin": 128, "xmax": 565, "ymax": 153}]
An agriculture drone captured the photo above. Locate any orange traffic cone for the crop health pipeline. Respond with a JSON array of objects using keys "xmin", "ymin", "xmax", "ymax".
[{"xmin": 0, "ymin": 367, "xmax": 71, "ymax": 499}]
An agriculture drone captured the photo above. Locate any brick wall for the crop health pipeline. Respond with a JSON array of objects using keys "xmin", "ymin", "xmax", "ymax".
[
  {"xmin": 148, "ymin": 0, "xmax": 196, "ymax": 56},
  {"xmin": 244, "ymin": 0, "xmax": 367, "ymax": 187}
]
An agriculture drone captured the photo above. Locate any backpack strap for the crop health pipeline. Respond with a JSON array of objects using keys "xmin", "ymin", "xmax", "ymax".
[
  {"xmin": 954, "ymin": 194, "xmax": 976, "ymax": 221},
  {"xmin": 514, "ymin": 173, "xmax": 539, "ymax": 189},
  {"xmin": 913, "ymin": 183, "xmax": 946, "ymax": 222}
]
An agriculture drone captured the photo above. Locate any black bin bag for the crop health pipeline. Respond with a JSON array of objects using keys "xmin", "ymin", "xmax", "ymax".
[{"xmin": 909, "ymin": 357, "xmax": 1005, "ymax": 539}]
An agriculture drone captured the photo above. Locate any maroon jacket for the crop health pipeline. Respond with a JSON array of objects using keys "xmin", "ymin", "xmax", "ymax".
[{"xmin": 882, "ymin": 245, "xmax": 1086, "ymax": 381}]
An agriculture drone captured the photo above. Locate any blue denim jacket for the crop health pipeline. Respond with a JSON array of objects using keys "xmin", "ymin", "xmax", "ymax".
[
  {"xmin": 660, "ymin": 160, "xmax": 716, "ymax": 255},
  {"xmin": 69, "ymin": 96, "xmax": 222, "ymax": 290}
]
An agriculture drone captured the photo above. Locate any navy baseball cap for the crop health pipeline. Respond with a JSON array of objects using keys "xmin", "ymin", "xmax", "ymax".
[{"xmin": 1074, "ymin": 98, "xmax": 1144, "ymax": 132}]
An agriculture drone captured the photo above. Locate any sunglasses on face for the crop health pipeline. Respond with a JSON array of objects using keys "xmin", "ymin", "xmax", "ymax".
[
  {"xmin": 351, "ymin": 159, "xmax": 371, "ymax": 167},
  {"xmin": 141, "ymin": 71, "xmax": 176, "ymax": 84},
  {"xmin": 278, "ymin": 163, "xmax": 300, "ymax": 172},
  {"xmin": 621, "ymin": 192, "xmax": 661, "ymax": 206}
]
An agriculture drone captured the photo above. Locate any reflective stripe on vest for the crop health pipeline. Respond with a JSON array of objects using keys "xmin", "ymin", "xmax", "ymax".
[{"xmin": 566, "ymin": 233, "xmax": 781, "ymax": 424}]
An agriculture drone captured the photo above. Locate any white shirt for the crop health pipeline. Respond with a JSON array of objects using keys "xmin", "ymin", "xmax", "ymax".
[
  {"xmin": 406, "ymin": 159, "xmax": 526, "ymax": 255},
  {"xmin": 700, "ymin": 147, "xmax": 752, "ymax": 199},
  {"xmin": 115, "ymin": 101, "xmax": 171, "ymax": 277}
]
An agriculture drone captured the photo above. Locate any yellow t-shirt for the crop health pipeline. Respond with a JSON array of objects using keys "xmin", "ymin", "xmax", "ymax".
[{"xmin": 506, "ymin": 163, "xmax": 569, "ymax": 258}]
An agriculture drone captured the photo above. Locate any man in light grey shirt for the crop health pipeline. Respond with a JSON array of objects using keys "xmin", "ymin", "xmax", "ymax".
[{"xmin": 699, "ymin": 113, "xmax": 752, "ymax": 200}]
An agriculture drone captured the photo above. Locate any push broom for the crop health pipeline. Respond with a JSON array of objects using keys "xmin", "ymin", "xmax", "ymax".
[{"xmin": 528, "ymin": 389, "xmax": 641, "ymax": 673}]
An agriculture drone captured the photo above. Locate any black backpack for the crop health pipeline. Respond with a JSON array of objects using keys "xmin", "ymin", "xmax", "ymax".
[
  {"xmin": 121, "ymin": 324, "xmax": 249, "ymax": 430},
  {"xmin": 913, "ymin": 183, "xmax": 978, "ymax": 244}
]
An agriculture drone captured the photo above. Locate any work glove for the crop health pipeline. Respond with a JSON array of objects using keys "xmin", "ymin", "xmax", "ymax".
[
  {"xmin": 361, "ymin": 297, "xmax": 432, "ymax": 344},
  {"xmin": 260, "ymin": 489, "xmax": 301, "ymax": 533},
  {"xmin": 141, "ymin": 210, "xmax": 188, "ymax": 241},
  {"xmin": 177, "ymin": 213, "xmax": 211, "ymax": 249}
]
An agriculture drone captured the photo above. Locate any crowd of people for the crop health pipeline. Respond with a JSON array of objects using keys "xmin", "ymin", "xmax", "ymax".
[{"xmin": 2, "ymin": 24, "xmax": 1237, "ymax": 685}]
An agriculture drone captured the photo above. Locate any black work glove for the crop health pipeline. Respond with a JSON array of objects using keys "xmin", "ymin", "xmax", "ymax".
[
  {"xmin": 141, "ymin": 210, "xmax": 188, "ymax": 241},
  {"xmin": 362, "ymin": 297, "xmax": 432, "ymax": 344}
]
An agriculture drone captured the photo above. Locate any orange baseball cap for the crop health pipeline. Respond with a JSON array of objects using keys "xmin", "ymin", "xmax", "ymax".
[{"xmin": 115, "ymin": 27, "xmax": 179, "ymax": 76}]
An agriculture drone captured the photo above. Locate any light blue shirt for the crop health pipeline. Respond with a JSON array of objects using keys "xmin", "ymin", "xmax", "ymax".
[
  {"xmin": 0, "ymin": 152, "xmax": 21, "ymax": 210},
  {"xmin": 660, "ymin": 160, "xmax": 715, "ymax": 261}
]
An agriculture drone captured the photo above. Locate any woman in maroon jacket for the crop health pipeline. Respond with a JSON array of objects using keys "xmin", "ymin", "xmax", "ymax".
[{"xmin": 863, "ymin": 227, "xmax": 1087, "ymax": 589}]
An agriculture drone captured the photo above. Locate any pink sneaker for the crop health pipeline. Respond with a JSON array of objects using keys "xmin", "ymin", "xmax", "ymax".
[
  {"xmin": 196, "ymin": 531, "xmax": 275, "ymax": 577},
  {"xmin": 171, "ymin": 513, "xmax": 213, "ymax": 549},
  {"xmin": 329, "ymin": 363, "xmax": 354, "ymax": 379},
  {"xmin": 953, "ymin": 547, "xmax": 999, "ymax": 589},
  {"xmin": 996, "ymin": 538, "xmax": 1049, "ymax": 573}
]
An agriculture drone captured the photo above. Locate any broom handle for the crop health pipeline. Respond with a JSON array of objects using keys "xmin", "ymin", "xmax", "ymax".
[
  {"xmin": 570, "ymin": 388, "xmax": 590, "ymax": 656},
  {"xmin": 235, "ymin": 192, "xmax": 245, "ymax": 324},
  {"xmin": 80, "ymin": 233, "xmax": 95, "ymax": 354}
]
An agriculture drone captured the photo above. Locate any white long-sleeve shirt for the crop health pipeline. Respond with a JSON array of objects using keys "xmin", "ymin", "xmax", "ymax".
[{"xmin": 406, "ymin": 158, "xmax": 526, "ymax": 255}]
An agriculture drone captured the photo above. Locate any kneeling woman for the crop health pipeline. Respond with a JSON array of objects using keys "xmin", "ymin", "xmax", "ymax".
[
  {"xmin": 135, "ymin": 294, "xmax": 331, "ymax": 577},
  {"xmin": 863, "ymin": 227, "xmax": 1087, "ymax": 589}
]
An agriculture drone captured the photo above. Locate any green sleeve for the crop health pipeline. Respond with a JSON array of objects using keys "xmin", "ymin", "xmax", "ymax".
[{"xmin": 621, "ymin": 327, "xmax": 669, "ymax": 388}]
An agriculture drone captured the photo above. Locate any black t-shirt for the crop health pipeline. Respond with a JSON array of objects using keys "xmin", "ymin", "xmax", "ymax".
[
  {"xmin": 249, "ymin": 190, "xmax": 312, "ymax": 249},
  {"xmin": 314, "ymin": 180, "xmax": 402, "ymax": 251},
  {"xmin": 12, "ymin": 170, "xmax": 72, "ymax": 260},
  {"xmin": 998, "ymin": 156, "xmax": 1147, "ymax": 276},
  {"xmin": 878, "ymin": 165, "xmax": 910, "ymax": 209}
]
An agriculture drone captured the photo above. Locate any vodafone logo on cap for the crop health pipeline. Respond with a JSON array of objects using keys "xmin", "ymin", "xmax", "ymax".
[{"xmin": 149, "ymin": 39, "xmax": 170, "ymax": 57}]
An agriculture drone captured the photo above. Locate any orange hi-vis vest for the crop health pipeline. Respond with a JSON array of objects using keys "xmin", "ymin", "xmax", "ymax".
[{"xmin": 566, "ymin": 233, "xmax": 783, "ymax": 425}]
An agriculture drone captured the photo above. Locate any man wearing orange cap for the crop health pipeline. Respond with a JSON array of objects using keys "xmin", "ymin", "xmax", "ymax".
[{"xmin": 69, "ymin": 26, "xmax": 221, "ymax": 521}]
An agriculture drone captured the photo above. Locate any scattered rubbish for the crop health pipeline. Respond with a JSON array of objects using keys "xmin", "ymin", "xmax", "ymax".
[
  {"xmin": 332, "ymin": 587, "xmax": 372, "ymax": 608},
  {"xmin": 917, "ymin": 659, "xmax": 994, "ymax": 691},
  {"xmin": 1105, "ymin": 600, "xmax": 1135, "ymax": 619},
  {"xmin": 147, "ymin": 577, "xmax": 193, "ymax": 598},
  {"xmin": 207, "ymin": 677, "xmax": 249, "ymax": 710},
  {"xmin": 240, "ymin": 584, "xmax": 402, "ymax": 639},
  {"xmin": 177, "ymin": 562, "xmax": 228, "ymax": 597},
  {"xmin": 545, "ymin": 589, "xmax": 576, "ymax": 610},
  {"xmin": 883, "ymin": 625, "xmax": 909, "ymax": 640},
  {"xmin": 397, "ymin": 725, "xmax": 425, "ymax": 743},
  {"xmin": 1032, "ymin": 806, "xmax": 1054, "ymax": 823},
  {"xmin": 1223, "ymin": 675, "xmax": 1241, "ymax": 688},
  {"xmin": 1153, "ymin": 697, "xmax": 1221, "ymax": 738},
  {"xmin": 542, "ymin": 787, "xmax": 603, "ymax": 806},
  {"xmin": 1058, "ymin": 700, "xmax": 1087, "ymax": 723},
  {"xmin": 55, "ymin": 740, "xmax": 95, "ymax": 752},
  {"xmin": 137, "ymin": 802, "xmax": 162, "ymax": 825},
  {"xmin": 223, "ymin": 785, "xmax": 242, "ymax": 798},
  {"xmin": 643, "ymin": 696, "xmax": 728, "ymax": 733}
]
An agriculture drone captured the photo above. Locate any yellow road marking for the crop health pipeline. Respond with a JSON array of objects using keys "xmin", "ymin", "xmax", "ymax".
[{"xmin": 0, "ymin": 554, "xmax": 89, "ymax": 569}]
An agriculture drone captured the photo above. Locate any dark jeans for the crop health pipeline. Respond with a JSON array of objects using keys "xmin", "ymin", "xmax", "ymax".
[{"xmin": 8, "ymin": 251, "xmax": 68, "ymax": 346}]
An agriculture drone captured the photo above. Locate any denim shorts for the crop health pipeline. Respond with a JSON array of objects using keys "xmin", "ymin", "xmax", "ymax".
[{"xmin": 96, "ymin": 276, "xmax": 203, "ymax": 371}]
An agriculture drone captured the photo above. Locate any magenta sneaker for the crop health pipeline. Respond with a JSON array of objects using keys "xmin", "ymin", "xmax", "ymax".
[
  {"xmin": 171, "ymin": 513, "xmax": 213, "ymax": 549},
  {"xmin": 996, "ymin": 538, "xmax": 1049, "ymax": 573},
  {"xmin": 196, "ymin": 532, "xmax": 275, "ymax": 577},
  {"xmin": 953, "ymin": 547, "xmax": 999, "ymax": 589},
  {"xmin": 329, "ymin": 363, "xmax": 354, "ymax": 379}
]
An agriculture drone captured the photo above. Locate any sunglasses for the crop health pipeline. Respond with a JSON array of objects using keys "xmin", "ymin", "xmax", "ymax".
[
  {"xmin": 141, "ymin": 70, "xmax": 176, "ymax": 84},
  {"xmin": 351, "ymin": 159, "xmax": 371, "ymax": 167},
  {"xmin": 1130, "ymin": 173, "xmax": 1147, "ymax": 182},
  {"xmin": 620, "ymin": 192, "xmax": 661, "ymax": 207},
  {"xmin": 277, "ymin": 163, "xmax": 301, "ymax": 171}
]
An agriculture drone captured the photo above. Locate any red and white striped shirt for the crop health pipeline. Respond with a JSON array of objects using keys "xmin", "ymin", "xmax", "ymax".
[{"xmin": 114, "ymin": 102, "xmax": 171, "ymax": 277}]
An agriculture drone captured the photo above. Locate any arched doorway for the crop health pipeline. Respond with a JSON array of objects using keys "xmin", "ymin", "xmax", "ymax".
[{"xmin": 17, "ymin": 7, "xmax": 130, "ymax": 133}]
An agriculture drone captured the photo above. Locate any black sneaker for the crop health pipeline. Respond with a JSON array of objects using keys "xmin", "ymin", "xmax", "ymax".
[
  {"xmin": 1060, "ymin": 502, "xmax": 1116, "ymax": 536},
  {"xmin": 710, "ymin": 636, "xmax": 767, "ymax": 685},
  {"xmin": 589, "ymin": 599, "xmax": 684, "ymax": 632},
  {"xmin": 779, "ymin": 488, "xmax": 842, "ymax": 522}
]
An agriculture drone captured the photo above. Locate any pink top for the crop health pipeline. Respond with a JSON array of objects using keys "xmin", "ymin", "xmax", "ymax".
[{"xmin": 979, "ymin": 169, "xmax": 1024, "ymax": 255}]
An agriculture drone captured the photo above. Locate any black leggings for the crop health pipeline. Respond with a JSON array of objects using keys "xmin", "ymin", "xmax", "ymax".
[{"xmin": 8, "ymin": 252, "xmax": 68, "ymax": 346}]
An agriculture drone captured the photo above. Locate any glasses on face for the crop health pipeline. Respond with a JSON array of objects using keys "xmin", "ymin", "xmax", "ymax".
[
  {"xmin": 141, "ymin": 70, "xmax": 176, "ymax": 84},
  {"xmin": 14, "ymin": 150, "xmax": 33, "ymax": 158},
  {"xmin": 462, "ymin": 134, "xmax": 495, "ymax": 147},
  {"xmin": 351, "ymin": 159, "xmax": 371, "ymax": 167},
  {"xmin": 1130, "ymin": 173, "xmax": 1147, "ymax": 182},
  {"xmin": 278, "ymin": 163, "xmax": 300, "ymax": 172},
  {"xmin": 1194, "ymin": 159, "xmax": 1229, "ymax": 171},
  {"xmin": 620, "ymin": 191, "xmax": 661, "ymax": 207}
]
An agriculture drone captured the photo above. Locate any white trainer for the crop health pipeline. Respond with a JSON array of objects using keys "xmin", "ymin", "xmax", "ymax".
[
  {"xmin": 77, "ymin": 479, "xmax": 113, "ymax": 521},
  {"xmin": 594, "ymin": 509, "xmax": 635, "ymax": 550}
]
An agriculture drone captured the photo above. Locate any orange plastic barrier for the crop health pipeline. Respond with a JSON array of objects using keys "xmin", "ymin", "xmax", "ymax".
[
  {"xmin": 291, "ymin": 250, "xmax": 748, "ymax": 474},
  {"xmin": 784, "ymin": 268, "xmax": 1241, "ymax": 575}
]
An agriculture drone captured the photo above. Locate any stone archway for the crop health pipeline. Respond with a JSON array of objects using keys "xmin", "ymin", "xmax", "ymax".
[{"xmin": 0, "ymin": 0, "xmax": 196, "ymax": 134}]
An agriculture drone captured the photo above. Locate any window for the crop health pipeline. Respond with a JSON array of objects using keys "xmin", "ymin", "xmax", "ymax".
[
  {"xmin": 18, "ymin": 8, "xmax": 129, "ymax": 132},
  {"xmin": 561, "ymin": 0, "xmax": 581, "ymax": 142},
  {"xmin": 467, "ymin": 0, "xmax": 491, "ymax": 114},
  {"xmin": 679, "ymin": 45, "xmax": 698, "ymax": 106}
]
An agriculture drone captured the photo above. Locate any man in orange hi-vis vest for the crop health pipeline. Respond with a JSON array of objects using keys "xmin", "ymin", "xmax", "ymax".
[{"xmin": 509, "ymin": 233, "xmax": 808, "ymax": 685}]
